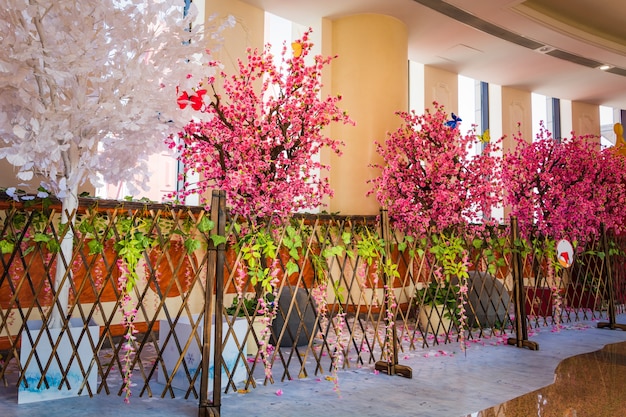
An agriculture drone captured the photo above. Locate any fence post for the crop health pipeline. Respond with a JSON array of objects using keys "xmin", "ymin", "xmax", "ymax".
[
  {"xmin": 374, "ymin": 208, "xmax": 412, "ymax": 378},
  {"xmin": 506, "ymin": 217, "xmax": 539, "ymax": 350},
  {"xmin": 199, "ymin": 190, "xmax": 227, "ymax": 417},
  {"xmin": 597, "ymin": 223, "xmax": 626, "ymax": 331}
]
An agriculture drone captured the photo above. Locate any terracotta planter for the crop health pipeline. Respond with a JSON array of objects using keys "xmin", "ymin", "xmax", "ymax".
[
  {"xmin": 147, "ymin": 240, "xmax": 196, "ymax": 297},
  {"xmin": 0, "ymin": 240, "xmax": 119, "ymax": 309},
  {"xmin": 418, "ymin": 304, "xmax": 453, "ymax": 335}
]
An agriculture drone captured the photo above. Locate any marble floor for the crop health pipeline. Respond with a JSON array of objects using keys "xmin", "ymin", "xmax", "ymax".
[
  {"xmin": 472, "ymin": 339, "xmax": 626, "ymax": 416},
  {"xmin": 2, "ymin": 316, "xmax": 626, "ymax": 417}
]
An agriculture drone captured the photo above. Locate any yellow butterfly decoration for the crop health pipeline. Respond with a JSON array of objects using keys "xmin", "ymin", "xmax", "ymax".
[
  {"xmin": 478, "ymin": 129, "xmax": 490, "ymax": 143},
  {"xmin": 291, "ymin": 41, "xmax": 302, "ymax": 58}
]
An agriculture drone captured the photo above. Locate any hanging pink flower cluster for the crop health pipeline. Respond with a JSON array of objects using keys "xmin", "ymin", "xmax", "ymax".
[
  {"xmin": 167, "ymin": 29, "xmax": 353, "ymax": 221},
  {"xmin": 116, "ymin": 259, "xmax": 138, "ymax": 404},
  {"xmin": 502, "ymin": 123, "xmax": 626, "ymax": 243},
  {"xmin": 369, "ymin": 102, "xmax": 502, "ymax": 235}
]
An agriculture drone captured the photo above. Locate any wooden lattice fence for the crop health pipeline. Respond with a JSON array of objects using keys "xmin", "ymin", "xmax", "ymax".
[{"xmin": 0, "ymin": 194, "xmax": 622, "ymax": 405}]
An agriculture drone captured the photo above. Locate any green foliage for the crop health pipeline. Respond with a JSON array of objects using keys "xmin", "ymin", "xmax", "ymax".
[
  {"xmin": 184, "ymin": 237, "xmax": 201, "ymax": 254},
  {"xmin": 115, "ymin": 222, "xmax": 156, "ymax": 293},
  {"xmin": 0, "ymin": 239, "xmax": 13, "ymax": 254},
  {"xmin": 239, "ymin": 229, "xmax": 278, "ymax": 293},
  {"xmin": 416, "ymin": 279, "xmax": 459, "ymax": 312},
  {"xmin": 282, "ymin": 224, "xmax": 303, "ymax": 276},
  {"xmin": 226, "ymin": 296, "xmax": 258, "ymax": 317},
  {"xmin": 197, "ymin": 216, "xmax": 214, "ymax": 233},
  {"xmin": 472, "ymin": 234, "xmax": 508, "ymax": 276},
  {"xmin": 87, "ymin": 239, "xmax": 103, "ymax": 255},
  {"xmin": 429, "ymin": 232, "xmax": 468, "ymax": 281},
  {"xmin": 356, "ymin": 232, "xmax": 385, "ymax": 265},
  {"xmin": 397, "ymin": 234, "xmax": 414, "ymax": 253}
]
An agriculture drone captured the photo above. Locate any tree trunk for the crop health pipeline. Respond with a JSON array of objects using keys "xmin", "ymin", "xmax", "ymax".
[{"xmin": 49, "ymin": 186, "xmax": 79, "ymax": 328}]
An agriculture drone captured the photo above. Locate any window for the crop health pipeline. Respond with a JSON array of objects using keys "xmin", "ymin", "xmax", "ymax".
[{"xmin": 600, "ymin": 105, "xmax": 618, "ymax": 148}]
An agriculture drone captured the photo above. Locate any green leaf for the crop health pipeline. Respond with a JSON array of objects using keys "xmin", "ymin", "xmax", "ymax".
[
  {"xmin": 341, "ymin": 231, "xmax": 351, "ymax": 246},
  {"xmin": 184, "ymin": 238, "xmax": 201, "ymax": 254},
  {"xmin": 322, "ymin": 245, "xmax": 344, "ymax": 258},
  {"xmin": 78, "ymin": 221, "xmax": 94, "ymax": 235},
  {"xmin": 285, "ymin": 260, "xmax": 299, "ymax": 276},
  {"xmin": 198, "ymin": 217, "xmax": 214, "ymax": 233},
  {"xmin": 33, "ymin": 233, "xmax": 50, "ymax": 243},
  {"xmin": 333, "ymin": 281, "xmax": 345, "ymax": 303},
  {"xmin": 87, "ymin": 239, "xmax": 103, "ymax": 255},
  {"xmin": 0, "ymin": 240, "xmax": 14, "ymax": 254},
  {"xmin": 210, "ymin": 234, "xmax": 227, "ymax": 246},
  {"xmin": 46, "ymin": 240, "xmax": 60, "ymax": 253}
]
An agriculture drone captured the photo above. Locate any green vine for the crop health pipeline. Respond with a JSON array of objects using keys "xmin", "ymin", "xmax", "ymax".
[
  {"xmin": 429, "ymin": 232, "xmax": 469, "ymax": 282},
  {"xmin": 238, "ymin": 226, "xmax": 278, "ymax": 294},
  {"xmin": 115, "ymin": 217, "xmax": 156, "ymax": 292}
]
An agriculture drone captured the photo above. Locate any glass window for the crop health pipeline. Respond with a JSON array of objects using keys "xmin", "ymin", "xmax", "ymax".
[{"xmin": 600, "ymin": 105, "xmax": 617, "ymax": 149}]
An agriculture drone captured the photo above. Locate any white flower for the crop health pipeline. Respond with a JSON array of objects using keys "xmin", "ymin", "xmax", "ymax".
[{"xmin": 5, "ymin": 187, "xmax": 18, "ymax": 201}]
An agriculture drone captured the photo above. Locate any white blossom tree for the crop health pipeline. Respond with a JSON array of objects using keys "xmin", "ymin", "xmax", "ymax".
[{"xmin": 0, "ymin": 0, "xmax": 228, "ymax": 326}]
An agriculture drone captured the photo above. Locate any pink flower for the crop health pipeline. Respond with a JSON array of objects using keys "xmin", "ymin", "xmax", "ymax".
[
  {"xmin": 502, "ymin": 122, "xmax": 626, "ymax": 242},
  {"xmin": 369, "ymin": 102, "xmax": 502, "ymax": 236},
  {"xmin": 167, "ymin": 28, "xmax": 353, "ymax": 222}
]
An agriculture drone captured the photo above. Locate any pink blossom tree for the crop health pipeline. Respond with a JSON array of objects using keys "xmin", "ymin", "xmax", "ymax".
[
  {"xmin": 369, "ymin": 102, "xmax": 502, "ymax": 236},
  {"xmin": 502, "ymin": 124, "xmax": 626, "ymax": 243},
  {"xmin": 167, "ymin": 29, "xmax": 353, "ymax": 221},
  {"xmin": 369, "ymin": 103, "xmax": 502, "ymax": 350}
]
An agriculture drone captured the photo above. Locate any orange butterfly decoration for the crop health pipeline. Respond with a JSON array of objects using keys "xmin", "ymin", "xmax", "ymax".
[{"xmin": 291, "ymin": 41, "xmax": 302, "ymax": 58}]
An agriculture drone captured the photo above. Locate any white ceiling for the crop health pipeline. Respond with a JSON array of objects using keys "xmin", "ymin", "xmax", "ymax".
[{"xmin": 238, "ymin": 0, "xmax": 626, "ymax": 110}]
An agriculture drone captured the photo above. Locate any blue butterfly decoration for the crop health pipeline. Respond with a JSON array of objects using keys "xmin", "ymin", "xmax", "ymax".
[{"xmin": 445, "ymin": 113, "xmax": 462, "ymax": 129}]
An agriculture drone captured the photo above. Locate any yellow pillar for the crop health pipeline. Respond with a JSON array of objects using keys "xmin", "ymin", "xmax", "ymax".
[
  {"xmin": 206, "ymin": 0, "xmax": 265, "ymax": 76},
  {"xmin": 501, "ymin": 86, "xmax": 532, "ymax": 152},
  {"xmin": 423, "ymin": 66, "xmax": 458, "ymax": 114},
  {"xmin": 571, "ymin": 101, "xmax": 601, "ymax": 145},
  {"xmin": 328, "ymin": 14, "xmax": 408, "ymax": 215}
]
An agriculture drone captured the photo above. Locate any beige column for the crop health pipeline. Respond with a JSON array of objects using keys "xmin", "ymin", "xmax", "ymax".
[
  {"xmin": 423, "ymin": 66, "xmax": 458, "ymax": 114},
  {"xmin": 571, "ymin": 101, "xmax": 601, "ymax": 144},
  {"xmin": 206, "ymin": 0, "xmax": 265, "ymax": 84},
  {"xmin": 328, "ymin": 14, "xmax": 408, "ymax": 215},
  {"xmin": 500, "ymin": 86, "xmax": 533, "ymax": 152}
]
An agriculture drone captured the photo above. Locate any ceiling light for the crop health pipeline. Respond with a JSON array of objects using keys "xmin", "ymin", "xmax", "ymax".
[
  {"xmin": 534, "ymin": 45, "xmax": 555, "ymax": 54},
  {"xmin": 598, "ymin": 64, "xmax": 612, "ymax": 71}
]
